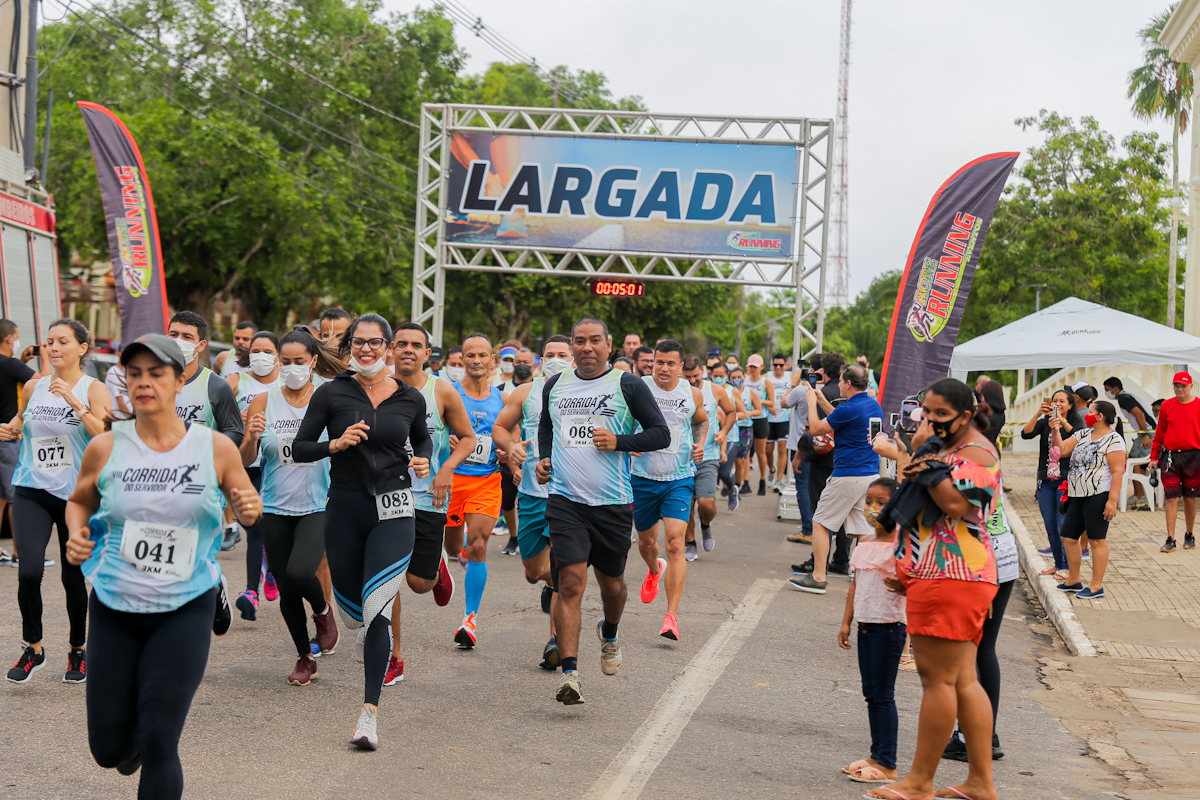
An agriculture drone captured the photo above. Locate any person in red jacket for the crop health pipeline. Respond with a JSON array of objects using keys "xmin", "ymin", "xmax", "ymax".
[{"xmin": 1150, "ymin": 372, "xmax": 1200, "ymax": 552}]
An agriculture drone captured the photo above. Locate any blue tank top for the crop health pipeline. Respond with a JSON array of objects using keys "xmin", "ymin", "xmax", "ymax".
[{"xmin": 454, "ymin": 382, "xmax": 505, "ymax": 477}]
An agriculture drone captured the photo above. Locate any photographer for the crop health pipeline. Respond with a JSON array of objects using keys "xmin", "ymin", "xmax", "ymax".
[{"xmin": 1021, "ymin": 390, "xmax": 1074, "ymax": 578}]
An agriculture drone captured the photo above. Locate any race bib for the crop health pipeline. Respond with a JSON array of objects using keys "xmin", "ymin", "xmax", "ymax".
[
  {"xmin": 277, "ymin": 435, "xmax": 312, "ymax": 467},
  {"xmin": 32, "ymin": 435, "xmax": 73, "ymax": 472},
  {"xmin": 662, "ymin": 428, "xmax": 682, "ymax": 455},
  {"xmin": 564, "ymin": 416, "xmax": 604, "ymax": 448},
  {"xmin": 466, "ymin": 433, "xmax": 493, "ymax": 465},
  {"xmin": 119, "ymin": 520, "xmax": 199, "ymax": 582},
  {"xmin": 376, "ymin": 488, "xmax": 415, "ymax": 521}
]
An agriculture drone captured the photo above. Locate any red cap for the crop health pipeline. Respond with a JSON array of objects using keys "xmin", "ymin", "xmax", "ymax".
[{"xmin": 1173, "ymin": 371, "xmax": 1193, "ymax": 386}]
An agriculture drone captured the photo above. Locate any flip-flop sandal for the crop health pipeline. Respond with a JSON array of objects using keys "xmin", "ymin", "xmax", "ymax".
[
  {"xmin": 1037, "ymin": 567, "xmax": 1058, "ymax": 576},
  {"xmin": 898, "ymin": 656, "xmax": 918, "ymax": 672},
  {"xmin": 937, "ymin": 788, "xmax": 976, "ymax": 800},
  {"xmin": 863, "ymin": 790, "xmax": 912, "ymax": 800},
  {"xmin": 849, "ymin": 765, "xmax": 894, "ymax": 783},
  {"xmin": 843, "ymin": 759, "xmax": 873, "ymax": 775}
]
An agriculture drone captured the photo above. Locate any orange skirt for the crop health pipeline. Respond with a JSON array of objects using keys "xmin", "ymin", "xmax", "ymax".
[{"xmin": 904, "ymin": 577, "xmax": 998, "ymax": 646}]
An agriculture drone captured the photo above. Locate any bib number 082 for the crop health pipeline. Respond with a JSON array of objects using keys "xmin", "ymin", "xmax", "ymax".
[{"xmin": 376, "ymin": 488, "xmax": 415, "ymax": 521}]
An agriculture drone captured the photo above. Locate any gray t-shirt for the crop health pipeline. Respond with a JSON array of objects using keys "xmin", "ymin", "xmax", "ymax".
[{"xmin": 784, "ymin": 383, "xmax": 809, "ymax": 451}]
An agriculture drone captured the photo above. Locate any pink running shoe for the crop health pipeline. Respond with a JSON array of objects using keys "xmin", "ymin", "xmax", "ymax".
[
  {"xmin": 263, "ymin": 572, "xmax": 279, "ymax": 602},
  {"xmin": 640, "ymin": 558, "xmax": 665, "ymax": 603}
]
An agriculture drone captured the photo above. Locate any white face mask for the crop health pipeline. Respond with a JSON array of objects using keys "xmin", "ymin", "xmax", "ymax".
[
  {"xmin": 541, "ymin": 357, "xmax": 570, "ymax": 378},
  {"xmin": 500, "ymin": 361, "xmax": 515, "ymax": 375},
  {"xmin": 1105, "ymin": 389, "xmax": 1119, "ymax": 401},
  {"xmin": 249, "ymin": 352, "xmax": 277, "ymax": 377},
  {"xmin": 174, "ymin": 339, "xmax": 199, "ymax": 366},
  {"xmin": 445, "ymin": 365, "xmax": 466, "ymax": 382},
  {"xmin": 350, "ymin": 355, "xmax": 389, "ymax": 378},
  {"xmin": 10, "ymin": 338, "xmax": 19, "ymax": 354},
  {"xmin": 279, "ymin": 363, "xmax": 312, "ymax": 390}
]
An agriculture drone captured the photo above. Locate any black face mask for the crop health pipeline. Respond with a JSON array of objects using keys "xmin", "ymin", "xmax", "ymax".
[
  {"xmin": 513, "ymin": 364, "xmax": 533, "ymax": 382},
  {"xmin": 931, "ymin": 412, "xmax": 966, "ymax": 442}
]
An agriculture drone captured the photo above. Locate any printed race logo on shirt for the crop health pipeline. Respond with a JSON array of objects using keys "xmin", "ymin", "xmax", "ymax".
[
  {"xmin": 117, "ymin": 463, "xmax": 207, "ymax": 495},
  {"xmin": 554, "ymin": 393, "xmax": 618, "ymax": 417},
  {"xmin": 27, "ymin": 403, "xmax": 81, "ymax": 426},
  {"xmin": 176, "ymin": 403, "xmax": 205, "ymax": 424}
]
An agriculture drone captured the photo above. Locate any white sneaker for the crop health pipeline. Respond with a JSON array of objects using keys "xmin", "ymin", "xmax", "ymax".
[
  {"xmin": 596, "ymin": 620, "xmax": 623, "ymax": 676},
  {"xmin": 350, "ymin": 705, "xmax": 378, "ymax": 750},
  {"xmin": 354, "ymin": 626, "xmax": 367, "ymax": 663}
]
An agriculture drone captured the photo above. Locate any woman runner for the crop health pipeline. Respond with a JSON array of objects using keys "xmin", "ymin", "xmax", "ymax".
[
  {"xmin": 4, "ymin": 319, "xmax": 110, "ymax": 684},
  {"xmin": 291, "ymin": 313, "xmax": 432, "ymax": 750},
  {"xmin": 64, "ymin": 333, "xmax": 260, "ymax": 800},
  {"xmin": 241, "ymin": 328, "xmax": 342, "ymax": 685}
]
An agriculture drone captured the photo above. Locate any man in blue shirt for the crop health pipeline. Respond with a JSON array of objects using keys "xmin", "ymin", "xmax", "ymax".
[{"xmin": 791, "ymin": 363, "xmax": 882, "ymax": 594}]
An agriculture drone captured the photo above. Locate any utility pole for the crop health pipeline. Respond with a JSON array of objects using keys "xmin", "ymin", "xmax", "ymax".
[
  {"xmin": 829, "ymin": 0, "xmax": 852, "ymax": 308},
  {"xmin": 551, "ymin": 69, "xmax": 558, "ymax": 108},
  {"xmin": 734, "ymin": 286, "xmax": 745, "ymax": 359},
  {"xmin": 23, "ymin": 0, "xmax": 39, "ymax": 177}
]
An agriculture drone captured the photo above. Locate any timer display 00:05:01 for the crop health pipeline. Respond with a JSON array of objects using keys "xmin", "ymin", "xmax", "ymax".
[{"xmin": 590, "ymin": 280, "xmax": 646, "ymax": 297}]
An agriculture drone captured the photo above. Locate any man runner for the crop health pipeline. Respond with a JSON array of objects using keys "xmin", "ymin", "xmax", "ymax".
[
  {"xmin": 767, "ymin": 353, "xmax": 792, "ymax": 492},
  {"xmin": 681, "ymin": 354, "xmax": 737, "ymax": 560},
  {"xmin": 536, "ymin": 317, "xmax": 669, "ymax": 705},
  {"xmin": 214, "ymin": 320, "xmax": 256, "ymax": 378},
  {"xmin": 318, "ymin": 308, "xmax": 352, "ymax": 346},
  {"xmin": 492, "ymin": 335, "xmax": 573, "ymax": 669},
  {"xmin": 633, "ymin": 341, "xmax": 708, "ymax": 641}
]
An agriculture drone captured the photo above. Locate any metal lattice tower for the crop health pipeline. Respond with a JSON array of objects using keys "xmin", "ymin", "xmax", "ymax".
[{"xmin": 829, "ymin": 0, "xmax": 852, "ymax": 308}]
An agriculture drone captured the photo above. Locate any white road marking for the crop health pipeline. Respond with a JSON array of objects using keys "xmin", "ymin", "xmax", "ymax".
[{"xmin": 584, "ymin": 578, "xmax": 782, "ymax": 800}]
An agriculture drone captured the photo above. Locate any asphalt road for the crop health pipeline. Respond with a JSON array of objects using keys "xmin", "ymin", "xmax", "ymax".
[{"xmin": 0, "ymin": 484, "xmax": 1124, "ymax": 799}]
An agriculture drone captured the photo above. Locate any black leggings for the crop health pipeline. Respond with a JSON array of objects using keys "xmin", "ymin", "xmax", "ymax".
[
  {"xmin": 325, "ymin": 489, "xmax": 415, "ymax": 706},
  {"xmin": 977, "ymin": 578, "xmax": 1015, "ymax": 732},
  {"xmin": 260, "ymin": 512, "xmax": 328, "ymax": 656},
  {"xmin": 13, "ymin": 486, "xmax": 88, "ymax": 647},
  {"xmin": 244, "ymin": 467, "xmax": 264, "ymax": 592},
  {"xmin": 87, "ymin": 588, "xmax": 214, "ymax": 800}
]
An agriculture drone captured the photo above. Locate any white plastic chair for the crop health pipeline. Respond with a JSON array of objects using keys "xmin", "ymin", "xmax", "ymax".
[{"xmin": 1119, "ymin": 456, "xmax": 1155, "ymax": 512}]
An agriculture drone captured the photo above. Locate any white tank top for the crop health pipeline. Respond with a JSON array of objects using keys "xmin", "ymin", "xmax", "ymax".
[
  {"xmin": 259, "ymin": 387, "xmax": 330, "ymax": 516},
  {"xmin": 14, "ymin": 374, "xmax": 98, "ymax": 500},
  {"xmin": 236, "ymin": 372, "xmax": 278, "ymax": 467},
  {"xmin": 631, "ymin": 376, "xmax": 696, "ymax": 481}
]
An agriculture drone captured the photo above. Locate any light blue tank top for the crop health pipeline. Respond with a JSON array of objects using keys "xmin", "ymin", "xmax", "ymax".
[
  {"xmin": 14, "ymin": 375, "xmax": 98, "ymax": 500},
  {"xmin": 547, "ymin": 368, "xmax": 637, "ymax": 506},
  {"xmin": 411, "ymin": 375, "xmax": 451, "ymax": 513},
  {"xmin": 454, "ymin": 382, "xmax": 505, "ymax": 477},
  {"xmin": 632, "ymin": 376, "xmax": 696, "ymax": 481},
  {"xmin": 259, "ymin": 387, "xmax": 329, "ymax": 515},
  {"xmin": 737, "ymin": 385, "xmax": 756, "ymax": 428},
  {"xmin": 520, "ymin": 378, "xmax": 548, "ymax": 499},
  {"xmin": 236, "ymin": 373, "xmax": 278, "ymax": 470},
  {"xmin": 745, "ymin": 376, "xmax": 768, "ymax": 419},
  {"xmin": 700, "ymin": 380, "xmax": 722, "ymax": 462}
]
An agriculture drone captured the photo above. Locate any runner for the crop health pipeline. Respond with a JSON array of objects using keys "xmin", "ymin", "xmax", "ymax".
[
  {"xmin": 492, "ymin": 334, "xmax": 573, "ymax": 669},
  {"xmin": 318, "ymin": 308, "xmax": 352, "ymax": 346},
  {"xmin": 291, "ymin": 313, "xmax": 432, "ymax": 750},
  {"xmin": 444, "ymin": 346, "xmax": 465, "ymax": 383},
  {"xmin": 427, "ymin": 346, "xmax": 445, "ymax": 376},
  {"xmin": 709, "ymin": 361, "xmax": 747, "ymax": 510},
  {"xmin": 64, "ymin": 333, "xmax": 261, "ymax": 799},
  {"xmin": 214, "ymin": 320, "xmax": 255, "ymax": 378},
  {"xmin": 240, "ymin": 328, "xmax": 344, "ymax": 685},
  {"xmin": 444, "ymin": 333, "xmax": 509, "ymax": 649},
  {"xmin": 632, "ymin": 340, "xmax": 708, "ymax": 641},
  {"xmin": 3, "ymin": 319, "xmax": 110, "ymax": 684},
  {"xmin": 536, "ymin": 316, "xmax": 669, "ymax": 704},
  {"xmin": 497, "ymin": 348, "xmax": 537, "ymax": 555},
  {"xmin": 681, "ymin": 354, "xmax": 737, "ymax": 560},
  {"xmin": 744, "ymin": 354, "xmax": 775, "ymax": 496},
  {"xmin": 633, "ymin": 346, "xmax": 655, "ymax": 377},
  {"xmin": 767, "ymin": 353, "xmax": 792, "ymax": 492},
  {"xmin": 731, "ymin": 366, "xmax": 763, "ymax": 497},
  {"xmin": 228, "ymin": 332, "xmax": 281, "ymax": 622},
  {"xmin": 385, "ymin": 322, "xmax": 477, "ymax": 686}
]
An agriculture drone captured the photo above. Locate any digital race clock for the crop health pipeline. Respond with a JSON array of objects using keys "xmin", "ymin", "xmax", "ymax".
[{"xmin": 590, "ymin": 279, "xmax": 646, "ymax": 298}]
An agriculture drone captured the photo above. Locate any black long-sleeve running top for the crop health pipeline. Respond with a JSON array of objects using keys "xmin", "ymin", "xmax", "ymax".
[{"xmin": 292, "ymin": 372, "xmax": 432, "ymax": 496}]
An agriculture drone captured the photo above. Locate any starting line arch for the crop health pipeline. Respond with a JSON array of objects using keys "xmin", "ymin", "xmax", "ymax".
[{"xmin": 410, "ymin": 103, "xmax": 833, "ymax": 362}]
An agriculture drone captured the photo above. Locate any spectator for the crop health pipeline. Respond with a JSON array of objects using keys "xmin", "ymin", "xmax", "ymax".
[
  {"xmin": 783, "ymin": 369, "xmax": 813, "ymax": 544},
  {"xmin": 856, "ymin": 354, "xmax": 880, "ymax": 397},
  {"xmin": 1150, "ymin": 371, "xmax": 1200, "ymax": 553},
  {"xmin": 0, "ymin": 319, "xmax": 36, "ymax": 564},
  {"xmin": 1068, "ymin": 383, "xmax": 1093, "ymax": 431},
  {"xmin": 1021, "ymin": 390, "xmax": 1074, "ymax": 578},
  {"xmin": 1052, "ymin": 400, "xmax": 1125, "ymax": 599},
  {"xmin": 1104, "ymin": 376, "xmax": 1155, "ymax": 509},
  {"xmin": 622, "ymin": 331, "xmax": 642, "ymax": 359},
  {"xmin": 973, "ymin": 374, "xmax": 991, "ymax": 401},
  {"xmin": 1152, "ymin": 398, "xmax": 1165, "ymax": 421}
]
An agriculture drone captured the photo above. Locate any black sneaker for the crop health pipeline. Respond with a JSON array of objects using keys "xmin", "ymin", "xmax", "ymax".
[
  {"xmin": 757, "ymin": 479, "xmax": 767, "ymax": 496},
  {"xmin": 828, "ymin": 564, "xmax": 851, "ymax": 578},
  {"xmin": 992, "ymin": 732, "xmax": 1004, "ymax": 760},
  {"xmin": 720, "ymin": 485, "xmax": 730, "ymax": 497},
  {"xmin": 941, "ymin": 730, "xmax": 968, "ymax": 762},
  {"xmin": 7, "ymin": 646, "xmax": 45, "ymax": 683},
  {"xmin": 739, "ymin": 481, "xmax": 751, "ymax": 495},
  {"xmin": 213, "ymin": 575, "xmax": 232, "ymax": 636},
  {"xmin": 1162, "ymin": 536, "xmax": 1178, "ymax": 553},
  {"xmin": 792, "ymin": 558, "xmax": 815, "ymax": 574},
  {"xmin": 540, "ymin": 638, "xmax": 560, "ymax": 671},
  {"xmin": 540, "ymin": 585, "xmax": 553, "ymax": 614},
  {"xmin": 220, "ymin": 524, "xmax": 241, "ymax": 552},
  {"xmin": 1186, "ymin": 533, "xmax": 1196, "ymax": 550},
  {"xmin": 63, "ymin": 648, "xmax": 86, "ymax": 684},
  {"xmin": 501, "ymin": 538, "xmax": 519, "ymax": 556}
]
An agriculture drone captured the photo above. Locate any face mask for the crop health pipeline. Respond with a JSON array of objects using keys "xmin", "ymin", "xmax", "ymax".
[
  {"xmin": 1085, "ymin": 412, "xmax": 1098, "ymax": 428},
  {"xmin": 730, "ymin": 378, "xmax": 744, "ymax": 388},
  {"xmin": 541, "ymin": 358, "xmax": 570, "ymax": 378},
  {"xmin": 174, "ymin": 339, "xmax": 198, "ymax": 366},
  {"xmin": 500, "ymin": 361, "xmax": 515, "ymax": 375},
  {"xmin": 1105, "ymin": 389, "xmax": 1119, "ymax": 401},
  {"xmin": 279, "ymin": 363, "xmax": 312, "ymax": 390},
  {"xmin": 931, "ymin": 413, "xmax": 964, "ymax": 442},
  {"xmin": 713, "ymin": 376, "xmax": 727, "ymax": 385},
  {"xmin": 514, "ymin": 364, "xmax": 532, "ymax": 381},
  {"xmin": 10, "ymin": 338, "xmax": 18, "ymax": 354},
  {"xmin": 350, "ymin": 355, "xmax": 388, "ymax": 378},
  {"xmin": 865, "ymin": 507, "xmax": 881, "ymax": 526},
  {"xmin": 446, "ymin": 366, "xmax": 466, "ymax": 382},
  {"xmin": 249, "ymin": 352, "xmax": 276, "ymax": 377}
]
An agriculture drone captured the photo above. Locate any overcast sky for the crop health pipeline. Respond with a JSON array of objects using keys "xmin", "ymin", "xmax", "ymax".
[{"xmin": 385, "ymin": 0, "xmax": 1173, "ymax": 300}]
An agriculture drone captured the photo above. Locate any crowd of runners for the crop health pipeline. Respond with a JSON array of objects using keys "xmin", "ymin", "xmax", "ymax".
[{"xmin": 0, "ymin": 308, "xmax": 1023, "ymax": 800}]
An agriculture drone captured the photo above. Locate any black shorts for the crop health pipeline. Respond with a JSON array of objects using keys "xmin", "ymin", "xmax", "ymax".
[
  {"xmin": 1061, "ymin": 494, "xmax": 1110, "ymax": 541},
  {"xmin": 499, "ymin": 463, "xmax": 517, "ymax": 512},
  {"xmin": 410, "ymin": 510, "xmax": 446, "ymax": 581},
  {"xmin": 1163, "ymin": 449, "xmax": 1200, "ymax": 499},
  {"xmin": 767, "ymin": 421, "xmax": 789, "ymax": 443},
  {"xmin": 752, "ymin": 417, "xmax": 769, "ymax": 441},
  {"xmin": 544, "ymin": 494, "xmax": 633, "ymax": 578}
]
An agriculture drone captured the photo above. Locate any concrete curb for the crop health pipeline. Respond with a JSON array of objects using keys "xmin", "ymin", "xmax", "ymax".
[{"xmin": 1006, "ymin": 500, "xmax": 1098, "ymax": 657}]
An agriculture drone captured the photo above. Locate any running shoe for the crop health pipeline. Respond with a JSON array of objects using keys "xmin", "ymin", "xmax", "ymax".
[
  {"xmin": 768, "ymin": 470, "xmax": 776, "ymax": 487},
  {"xmin": 660, "ymin": 613, "xmax": 679, "ymax": 641},
  {"xmin": 788, "ymin": 574, "xmax": 826, "ymax": 594},
  {"xmin": 556, "ymin": 671, "xmax": 584, "ymax": 705},
  {"xmin": 63, "ymin": 648, "xmax": 85, "ymax": 684},
  {"xmin": 350, "ymin": 705, "xmax": 379, "ymax": 750},
  {"xmin": 220, "ymin": 524, "xmax": 241, "ymax": 551},
  {"xmin": 757, "ymin": 479, "xmax": 767, "ymax": 496},
  {"xmin": 640, "ymin": 558, "xmax": 665, "ymax": 603},
  {"xmin": 685, "ymin": 541, "xmax": 698, "ymax": 562},
  {"xmin": 263, "ymin": 572, "xmax": 279, "ymax": 602},
  {"xmin": 455, "ymin": 613, "xmax": 477, "ymax": 649},
  {"xmin": 501, "ymin": 537, "xmax": 519, "ymax": 556},
  {"xmin": 540, "ymin": 584, "xmax": 553, "ymax": 614},
  {"xmin": 235, "ymin": 589, "xmax": 259, "ymax": 621},
  {"xmin": 383, "ymin": 656, "xmax": 405, "ymax": 686},
  {"xmin": 739, "ymin": 481, "xmax": 751, "ymax": 495},
  {"xmin": 792, "ymin": 558, "xmax": 815, "ymax": 573},
  {"xmin": 701, "ymin": 525, "xmax": 715, "ymax": 552},
  {"xmin": 596, "ymin": 620, "xmax": 623, "ymax": 675},
  {"xmin": 432, "ymin": 552, "xmax": 455, "ymax": 607},
  {"xmin": 0, "ymin": 549, "xmax": 12, "ymax": 565},
  {"xmin": 492, "ymin": 519, "xmax": 509, "ymax": 536},
  {"xmin": 1081, "ymin": 548, "xmax": 1091, "ymax": 561},
  {"xmin": 213, "ymin": 575, "xmax": 232, "ymax": 636},
  {"xmin": 457, "ymin": 549, "xmax": 468, "ymax": 568},
  {"xmin": 288, "ymin": 655, "xmax": 318, "ymax": 686},
  {"xmin": 1162, "ymin": 535, "xmax": 1178, "ymax": 553},
  {"xmin": 6, "ymin": 646, "xmax": 44, "ymax": 683},
  {"xmin": 727, "ymin": 489, "xmax": 740, "ymax": 512},
  {"xmin": 1187, "ymin": 533, "xmax": 1197, "ymax": 550},
  {"xmin": 313, "ymin": 605, "xmax": 339, "ymax": 654},
  {"xmin": 309, "ymin": 639, "xmax": 321, "ymax": 658},
  {"xmin": 540, "ymin": 638, "xmax": 560, "ymax": 671},
  {"xmin": 941, "ymin": 730, "xmax": 968, "ymax": 762},
  {"xmin": 354, "ymin": 626, "xmax": 367, "ymax": 663}
]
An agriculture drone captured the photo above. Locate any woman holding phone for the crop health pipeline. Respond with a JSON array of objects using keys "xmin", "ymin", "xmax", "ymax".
[{"xmin": 1021, "ymin": 390, "xmax": 1074, "ymax": 579}]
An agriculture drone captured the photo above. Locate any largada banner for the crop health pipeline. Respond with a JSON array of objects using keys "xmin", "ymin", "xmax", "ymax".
[
  {"xmin": 877, "ymin": 152, "xmax": 1018, "ymax": 426},
  {"xmin": 445, "ymin": 132, "xmax": 798, "ymax": 258},
  {"xmin": 78, "ymin": 102, "xmax": 168, "ymax": 342}
]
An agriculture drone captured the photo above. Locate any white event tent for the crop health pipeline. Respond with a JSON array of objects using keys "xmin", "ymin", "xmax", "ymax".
[{"xmin": 950, "ymin": 297, "xmax": 1200, "ymax": 371}]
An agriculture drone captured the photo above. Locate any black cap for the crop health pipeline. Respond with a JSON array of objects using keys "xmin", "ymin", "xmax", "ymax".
[
  {"xmin": 429, "ymin": 346, "xmax": 444, "ymax": 360},
  {"xmin": 120, "ymin": 333, "xmax": 186, "ymax": 371}
]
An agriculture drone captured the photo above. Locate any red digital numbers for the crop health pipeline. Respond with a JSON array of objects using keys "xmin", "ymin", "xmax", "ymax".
[{"xmin": 590, "ymin": 280, "xmax": 645, "ymax": 297}]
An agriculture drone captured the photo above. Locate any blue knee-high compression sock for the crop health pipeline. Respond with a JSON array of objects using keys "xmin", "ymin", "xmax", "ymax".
[{"xmin": 464, "ymin": 561, "xmax": 488, "ymax": 617}]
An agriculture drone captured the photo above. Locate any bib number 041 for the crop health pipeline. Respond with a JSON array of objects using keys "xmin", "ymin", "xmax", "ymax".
[
  {"xmin": 119, "ymin": 520, "xmax": 200, "ymax": 582},
  {"xmin": 376, "ymin": 488, "xmax": 415, "ymax": 521}
]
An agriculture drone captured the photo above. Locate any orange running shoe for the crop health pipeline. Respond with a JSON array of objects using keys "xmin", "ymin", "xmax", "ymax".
[
  {"xmin": 640, "ymin": 558, "xmax": 665, "ymax": 603},
  {"xmin": 660, "ymin": 613, "xmax": 679, "ymax": 641}
]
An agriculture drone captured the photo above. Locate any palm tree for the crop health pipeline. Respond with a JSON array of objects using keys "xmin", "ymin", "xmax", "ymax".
[{"xmin": 1128, "ymin": 4, "xmax": 1193, "ymax": 328}]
